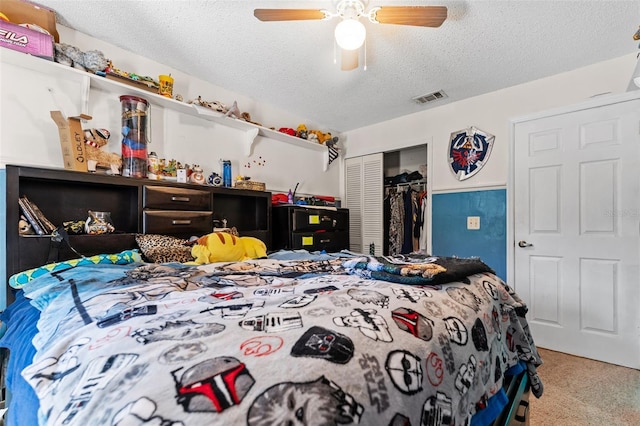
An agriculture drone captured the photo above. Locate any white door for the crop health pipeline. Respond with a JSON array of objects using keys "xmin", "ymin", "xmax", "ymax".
[
  {"xmin": 513, "ymin": 95, "xmax": 640, "ymax": 369},
  {"xmin": 345, "ymin": 153, "xmax": 384, "ymax": 255}
]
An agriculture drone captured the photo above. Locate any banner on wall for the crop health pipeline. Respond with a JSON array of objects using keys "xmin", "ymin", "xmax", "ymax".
[
  {"xmin": 327, "ymin": 138, "xmax": 340, "ymax": 167},
  {"xmin": 448, "ymin": 126, "xmax": 494, "ymax": 180}
]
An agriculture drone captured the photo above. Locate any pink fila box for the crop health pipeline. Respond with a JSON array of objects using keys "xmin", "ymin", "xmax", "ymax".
[{"xmin": 0, "ymin": 20, "xmax": 54, "ymax": 60}]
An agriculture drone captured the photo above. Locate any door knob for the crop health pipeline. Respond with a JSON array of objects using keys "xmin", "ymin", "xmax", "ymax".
[{"xmin": 518, "ymin": 240, "xmax": 533, "ymax": 248}]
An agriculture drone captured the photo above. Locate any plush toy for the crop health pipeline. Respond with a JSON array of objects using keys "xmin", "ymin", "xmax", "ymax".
[
  {"xmin": 278, "ymin": 127, "xmax": 296, "ymax": 136},
  {"xmin": 296, "ymin": 124, "xmax": 308, "ymax": 139},
  {"xmin": 326, "ymin": 135, "xmax": 339, "ymax": 149},
  {"xmin": 320, "ymin": 132, "xmax": 334, "ymax": 144},
  {"xmin": 19, "ymin": 215, "xmax": 35, "ymax": 235},
  {"xmin": 224, "ymin": 101, "xmax": 263, "ymax": 126},
  {"xmin": 54, "ymin": 43, "xmax": 109, "ymax": 73},
  {"xmin": 308, "ymin": 130, "xmax": 334, "ymax": 145},
  {"xmin": 83, "ymin": 128, "xmax": 122, "ymax": 174},
  {"xmin": 188, "ymin": 95, "xmax": 228, "ymax": 113},
  {"xmin": 191, "ymin": 232, "xmax": 267, "ymax": 264}
]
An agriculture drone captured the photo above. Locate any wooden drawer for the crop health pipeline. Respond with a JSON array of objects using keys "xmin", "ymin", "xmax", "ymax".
[
  {"xmin": 291, "ymin": 208, "xmax": 349, "ymax": 232},
  {"xmin": 143, "ymin": 186, "xmax": 211, "ymax": 211},
  {"xmin": 291, "ymin": 231, "xmax": 349, "ymax": 252},
  {"xmin": 143, "ymin": 210, "xmax": 213, "ymax": 235}
]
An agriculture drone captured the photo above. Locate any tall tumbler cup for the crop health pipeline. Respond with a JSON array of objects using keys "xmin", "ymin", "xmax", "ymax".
[
  {"xmin": 222, "ymin": 160, "xmax": 232, "ymax": 187},
  {"xmin": 120, "ymin": 95, "xmax": 149, "ymax": 178}
]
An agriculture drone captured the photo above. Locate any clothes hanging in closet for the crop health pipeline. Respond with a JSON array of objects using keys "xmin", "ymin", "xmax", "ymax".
[
  {"xmin": 418, "ymin": 191, "xmax": 428, "ymax": 252},
  {"xmin": 384, "ymin": 183, "xmax": 428, "ymax": 255},
  {"xmin": 383, "ymin": 193, "xmax": 391, "ymax": 255},
  {"xmin": 401, "ymin": 188, "xmax": 416, "ymax": 254},
  {"xmin": 412, "ymin": 189, "xmax": 422, "ymax": 252},
  {"xmin": 388, "ymin": 190, "xmax": 404, "ymax": 256}
]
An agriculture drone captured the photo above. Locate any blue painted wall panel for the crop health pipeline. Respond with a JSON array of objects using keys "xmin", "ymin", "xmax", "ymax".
[{"xmin": 432, "ymin": 189, "xmax": 506, "ymax": 280}]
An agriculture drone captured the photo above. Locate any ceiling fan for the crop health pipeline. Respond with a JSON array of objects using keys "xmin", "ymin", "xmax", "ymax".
[{"xmin": 254, "ymin": 1, "xmax": 447, "ymax": 71}]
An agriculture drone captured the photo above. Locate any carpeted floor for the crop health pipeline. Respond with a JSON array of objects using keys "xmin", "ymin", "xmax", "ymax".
[{"xmin": 528, "ymin": 347, "xmax": 640, "ymax": 426}]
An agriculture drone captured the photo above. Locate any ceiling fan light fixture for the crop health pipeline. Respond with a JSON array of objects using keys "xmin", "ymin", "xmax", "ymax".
[{"xmin": 334, "ymin": 18, "xmax": 366, "ymax": 50}]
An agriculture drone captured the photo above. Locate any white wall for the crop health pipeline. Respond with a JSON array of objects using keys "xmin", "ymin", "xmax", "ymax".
[
  {"xmin": 0, "ymin": 25, "xmax": 341, "ymax": 197},
  {"xmin": 2, "ymin": 25, "xmax": 635, "ymax": 198},
  {"xmin": 342, "ymin": 53, "xmax": 638, "ymax": 195}
]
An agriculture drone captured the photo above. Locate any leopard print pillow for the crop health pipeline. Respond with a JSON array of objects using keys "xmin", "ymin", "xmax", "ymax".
[{"xmin": 135, "ymin": 234, "xmax": 194, "ymax": 263}]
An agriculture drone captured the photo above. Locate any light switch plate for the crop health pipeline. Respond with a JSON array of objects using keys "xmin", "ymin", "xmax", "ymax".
[{"xmin": 467, "ymin": 216, "xmax": 480, "ymax": 230}]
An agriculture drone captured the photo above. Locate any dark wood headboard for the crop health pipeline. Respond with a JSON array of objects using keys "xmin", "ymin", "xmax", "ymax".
[{"xmin": 5, "ymin": 164, "xmax": 272, "ymax": 305}]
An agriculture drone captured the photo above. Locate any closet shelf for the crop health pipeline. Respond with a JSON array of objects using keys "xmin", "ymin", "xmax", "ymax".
[
  {"xmin": 384, "ymin": 178, "xmax": 427, "ymax": 189},
  {"xmin": 2, "ymin": 49, "xmax": 330, "ymax": 169}
]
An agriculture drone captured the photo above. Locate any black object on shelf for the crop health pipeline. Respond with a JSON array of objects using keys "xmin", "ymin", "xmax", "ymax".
[{"xmin": 272, "ymin": 205, "xmax": 349, "ymax": 252}]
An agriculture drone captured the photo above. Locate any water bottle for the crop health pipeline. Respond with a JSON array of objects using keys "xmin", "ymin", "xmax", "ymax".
[{"xmin": 222, "ymin": 160, "xmax": 232, "ymax": 187}]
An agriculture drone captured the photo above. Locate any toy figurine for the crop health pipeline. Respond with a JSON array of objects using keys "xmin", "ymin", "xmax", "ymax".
[
  {"xmin": 208, "ymin": 172, "xmax": 223, "ymax": 186},
  {"xmin": 19, "ymin": 215, "xmax": 35, "ymax": 235},
  {"xmin": 83, "ymin": 128, "xmax": 122, "ymax": 174},
  {"xmin": 189, "ymin": 165, "xmax": 205, "ymax": 185}
]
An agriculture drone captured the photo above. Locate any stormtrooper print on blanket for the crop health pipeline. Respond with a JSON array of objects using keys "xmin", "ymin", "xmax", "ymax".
[{"xmin": 17, "ymin": 256, "xmax": 542, "ymax": 426}]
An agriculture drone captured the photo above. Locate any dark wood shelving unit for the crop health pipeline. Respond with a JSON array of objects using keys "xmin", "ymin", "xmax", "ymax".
[{"xmin": 5, "ymin": 164, "xmax": 272, "ymax": 303}]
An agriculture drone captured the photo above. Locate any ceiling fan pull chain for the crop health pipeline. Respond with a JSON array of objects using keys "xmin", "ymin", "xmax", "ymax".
[{"xmin": 363, "ymin": 38, "xmax": 367, "ymax": 71}]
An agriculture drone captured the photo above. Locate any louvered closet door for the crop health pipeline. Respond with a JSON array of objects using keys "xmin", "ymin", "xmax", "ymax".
[
  {"xmin": 362, "ymin": 154, "xmax": 384, "ymax": 255},
  {"xmin": 345, "ymin": 157, "xmax": 363, "ymax": 253},
  {"xmin": 345, "ymin": 153, "xmax": 383, "ymax": 255}
]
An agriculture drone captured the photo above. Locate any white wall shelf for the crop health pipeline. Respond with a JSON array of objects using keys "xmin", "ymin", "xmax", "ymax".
[{"xmin": 1, "ymin": 48, "xmax": 331, "ymax": 170}]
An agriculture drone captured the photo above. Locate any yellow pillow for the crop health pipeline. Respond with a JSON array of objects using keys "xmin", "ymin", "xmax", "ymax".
[{"xmin": 191, "ymin": 232, "xmax": 266, "ymax": 264}]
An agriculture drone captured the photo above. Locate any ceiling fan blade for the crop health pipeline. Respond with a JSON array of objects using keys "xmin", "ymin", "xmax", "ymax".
[
  {"xmin": 372, "ymin": 6, "xmax": 447, "ymax": 27},
  {"xmin": 341, "ymin": 49, "xmax": 358, "ymax": 71},
  {"xmin": 254, "ymin": 9, "xmax": 327, "ymax": 22}
]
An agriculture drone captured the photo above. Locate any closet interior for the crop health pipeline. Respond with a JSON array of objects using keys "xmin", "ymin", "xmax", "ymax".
[
  {"xmin": 345, "ymin": 143, "xmax": 429, "ymax": 257},
  {"xmin": 383, "ymin": 145, "xmax": 428, "ymax": 256}
]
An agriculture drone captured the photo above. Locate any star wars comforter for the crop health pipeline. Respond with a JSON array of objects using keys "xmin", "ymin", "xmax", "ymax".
[{"xmin": 17, "ymin": 253, "xmax": 543, "ymax": 426}]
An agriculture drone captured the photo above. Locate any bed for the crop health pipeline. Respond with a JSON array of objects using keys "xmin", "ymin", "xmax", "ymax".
[{"xmin": 0, "ymin": 245, "xmax": 543, "ymax": 426}]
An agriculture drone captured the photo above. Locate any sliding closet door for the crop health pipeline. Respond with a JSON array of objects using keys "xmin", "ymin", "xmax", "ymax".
[{"xmin": 345, "ymin": 153, "xmax": 384, "ymax": 255}]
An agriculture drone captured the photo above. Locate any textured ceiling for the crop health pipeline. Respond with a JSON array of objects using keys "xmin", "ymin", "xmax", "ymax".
[{"xmin": 31, "ymin": 0, "xmax": 640, "ymax": 132}]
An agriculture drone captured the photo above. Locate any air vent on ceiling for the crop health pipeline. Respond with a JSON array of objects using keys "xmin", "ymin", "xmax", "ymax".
[{"xmin": 412, "ymin": 90, "xmax": 447, "ymax": 104}]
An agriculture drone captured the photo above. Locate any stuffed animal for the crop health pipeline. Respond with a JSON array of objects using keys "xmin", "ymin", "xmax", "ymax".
[
  {"xmin": 308, "ymin": 130, "xmax": 334, "ymax": 145},
  {"xmin": 188, "ymin": 95, "xmax": 227, "ymax": 113},
  {"xmin": 278, "ymin": 127, "xmax": 296, "ymax": 136},
  {"xmin": 19, "ymin": 215, "xmax": 35, "ymax": 235},
  {"xmin": 326, "ymin": 135, "xmax": 339, "ymax": 149},
  {"xmin": 307, "ymin": 132, "xmax": 319, "ymax": 143},
  {"xmin": 83, "ymin": 128, "xmax": 122, "ymax": 174},
  {"xmin": 296, "ymin": 124, "xmax": 308, "ymax": 139},
  {"xmin": 191, "ymin": 232, "xmax": 267, "ymax": 264},
  {"xmin": 54, "ymin": 43, "xmax": 109, "ymax": 73},
  {"xmin": 320, "ymin": 132, "xmax": 334, "ymax": 144},
  {"xmin": 224, "ymin": 101, "xmax": 263, "ymax": 126}
]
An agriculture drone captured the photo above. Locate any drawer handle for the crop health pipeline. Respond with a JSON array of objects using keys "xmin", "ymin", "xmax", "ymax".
[
  {"xmin": 172, "ymin": 220, "xmax": 192, "ymax": 225},
  {"xmin": 321, "ymin": 215, "xmax": 332, "ymax": 222},
  {"xmin": 320, "ymin": 239, "xmax": 330, "ymax": 243},
  {"xmin": 171, "ymin": 196, "xmax": 190, "ymax": 202}
]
